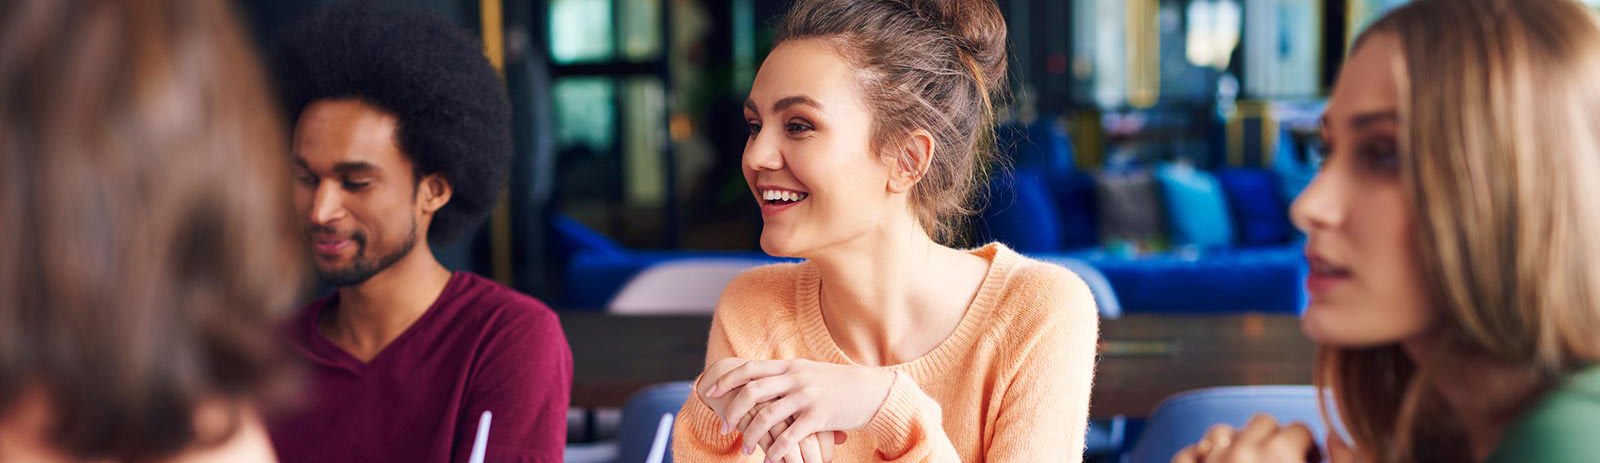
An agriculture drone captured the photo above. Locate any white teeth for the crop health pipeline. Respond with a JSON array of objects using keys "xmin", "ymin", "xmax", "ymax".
[{"xmin": 761, "ymin": 189, "xmax": 808, "ymax": 202}]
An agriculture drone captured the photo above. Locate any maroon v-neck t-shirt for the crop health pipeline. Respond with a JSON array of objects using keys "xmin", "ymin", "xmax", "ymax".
[{"xmin": 269, "ymin": 272, "xmax": 571, "ymax": 463}]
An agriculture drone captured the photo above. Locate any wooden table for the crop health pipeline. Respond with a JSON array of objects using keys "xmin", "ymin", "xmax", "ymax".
[{"xmin": 561, "ymin": 312, "xmax": 1314, "ymax": 418}]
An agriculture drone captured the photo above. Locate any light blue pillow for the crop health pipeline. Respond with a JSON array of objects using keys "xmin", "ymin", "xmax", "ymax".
[{"xmin": 1154, "ymin": 164, "xmax": 1234, "ymax": 247}]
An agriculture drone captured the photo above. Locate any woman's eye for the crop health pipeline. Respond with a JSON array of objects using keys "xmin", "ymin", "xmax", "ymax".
[
  {"xmin": 746, "ymin": 122, "xmax": 761, "ymax": 137},
  {"xmin": 785, "ymin": 122, "xmax": 813, "ymax": 134},
  {"xmin": 1359, "ymin": 140, "xmax": 1400, "ymax": 173},
  {"xmin": 343, "ymin": 179, "xmax": 372, "ymax": 190}
]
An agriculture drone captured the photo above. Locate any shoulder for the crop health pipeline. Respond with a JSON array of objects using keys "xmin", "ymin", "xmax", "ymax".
[
  {"xmin": 990, "ymin": 256, "xmax": 1099, "ymax": 337},
  {"xmin": 1493, "ymin": 367, "xmax": 1600, "ymax": 462},
  {"xmin": 450, "ymin": 272, "xmax": 566, "ymax": 353},
  {"xmin": 454, "ymin": 272, "xmax": 558, "ymax": 324}
]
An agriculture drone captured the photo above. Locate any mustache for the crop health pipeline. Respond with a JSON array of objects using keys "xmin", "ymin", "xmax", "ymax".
[{"xmin": 306, "ymin": 224, "xmax": 367, "ymax": 247}]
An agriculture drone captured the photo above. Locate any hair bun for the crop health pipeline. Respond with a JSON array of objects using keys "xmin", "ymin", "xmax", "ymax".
[{"xmin": 910, "ymin": 0, "xmax": 1008, "ymax": 96}]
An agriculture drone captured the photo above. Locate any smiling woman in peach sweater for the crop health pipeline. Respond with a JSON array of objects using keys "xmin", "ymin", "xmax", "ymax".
[{"xmin": 670, "ymin": 1, "xmax": 1100, "ymax": 462}]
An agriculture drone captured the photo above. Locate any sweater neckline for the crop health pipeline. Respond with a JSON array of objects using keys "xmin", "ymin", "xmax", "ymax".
[{"xmin": 794, "ymin": 242, "xmax": 1020, "ymax": 376}]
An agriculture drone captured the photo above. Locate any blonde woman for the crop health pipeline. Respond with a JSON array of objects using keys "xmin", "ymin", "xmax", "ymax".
[
  {"xmin": 671, "ymin": 0, "xmax": 1100, "ymax": 462},
  {"xmin": 1176, "ymin": 0, "xmax": 1600, "ymax": 462}
]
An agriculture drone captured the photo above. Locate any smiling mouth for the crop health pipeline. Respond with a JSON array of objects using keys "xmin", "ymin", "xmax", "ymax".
[{"xmin": 760, "ymin": 188, "xmax": 810, "ymax": 205}]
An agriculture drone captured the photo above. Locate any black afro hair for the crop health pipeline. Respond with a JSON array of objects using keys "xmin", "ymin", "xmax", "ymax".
[{"xmin": 271, "ymin": 2, "xmax": 511, "ymax": 244}]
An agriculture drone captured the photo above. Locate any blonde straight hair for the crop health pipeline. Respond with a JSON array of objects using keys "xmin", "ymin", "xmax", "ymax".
[{"xmin": 1319, "ymin": 1, "xmax": 1600, "ymax": 462}]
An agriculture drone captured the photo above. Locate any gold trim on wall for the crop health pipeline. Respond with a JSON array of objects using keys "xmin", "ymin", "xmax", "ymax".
[
  {"xmin": 1126, "ymin": 0, "xmax": 1160, "ymax": 108},
  {"xmin": 481, "ymin": 0, "xmax": 513, "ymax": 285}
]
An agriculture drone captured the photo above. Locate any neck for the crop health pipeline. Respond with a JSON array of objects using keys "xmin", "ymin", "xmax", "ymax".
[
  {"xmin": 1402, "ymin": 334, "xmax": 1546, "ymax": 461},
  {"xmin": 808, "ymin": 213, "xmax": 971, "ymax": 366},
  {"xmin": 328, "ymin": 241, "xmax": 452, "ymax": 361}
]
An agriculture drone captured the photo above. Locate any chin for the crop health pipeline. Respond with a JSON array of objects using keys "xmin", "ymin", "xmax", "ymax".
[
  {"xmin": 1300, "ymin": 306, "xmax": 1402, "ymax": 348},
  {"xmin": 758, "ymin": 229, "xmax": 806, "ymax": 258}
]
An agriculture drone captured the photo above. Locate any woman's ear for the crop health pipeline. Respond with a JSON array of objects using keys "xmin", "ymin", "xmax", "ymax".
[
  {"xmin": 887, "ymin": 130, "xmax": 936, "ymax": 194},
  {"xmin": 418, "ymin": 173, "xmax": 454, "ymax": 215}
]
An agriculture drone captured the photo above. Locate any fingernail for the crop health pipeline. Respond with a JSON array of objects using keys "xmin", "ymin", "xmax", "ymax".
[
  {"xmin": 707, "ymin": 384, "xmax": 719, "ymax": 396},
  {"xmin": 720, "ymin": 422, "xmax": 730, "ymax": 434},
  {"xmin": 743, "ymin": 445, "xmax": 752, "ymax": 455}
]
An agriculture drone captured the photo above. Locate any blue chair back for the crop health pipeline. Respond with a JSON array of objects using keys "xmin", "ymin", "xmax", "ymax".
[
  {"xmin": 1123, "ymin": 385, "xmax": 1330, "ymax": 463},
  {"xmin": 616, "ymin": 382, "xmax": 693, "ymax": 463}
]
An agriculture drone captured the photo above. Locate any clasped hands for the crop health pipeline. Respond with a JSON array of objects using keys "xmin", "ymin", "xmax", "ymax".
[
  {"xmin": 696, "ymin": 357, "xmax": 895, "ymax": 463},
  {"xmin": 1172, "ymin": 414, "xmax": 1360, "ymax": 463}
]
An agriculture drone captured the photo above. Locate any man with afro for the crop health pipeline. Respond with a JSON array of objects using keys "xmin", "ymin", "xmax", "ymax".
[{"xmin": 266, "ymin": 3, "xmax": 570, "ymax": 462}]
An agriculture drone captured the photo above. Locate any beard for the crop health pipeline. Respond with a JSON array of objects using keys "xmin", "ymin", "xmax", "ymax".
[{"xmin": 312, "ymin": 221, "xmax": 417, "ymax": 287}]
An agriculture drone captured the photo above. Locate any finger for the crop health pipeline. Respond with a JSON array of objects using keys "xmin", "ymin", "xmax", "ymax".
[
  {"xmin": 776, "ymin": 441, "xmax": 805, "ymax": 463},
  {"xmin": 1198, "ymin": 424, "xmax": 1237, "ymax": 458},
  {"xmin": 724, "ymin": 376, "xmax": 795, "ymax": 432},
  {"xmin": 800, "ymin": 434, "xmax": 824, "ymax": 463},
  {"xmin": 1264, "ymin": 422, "xmax": 1318, "ymax": 462},
  {"xmin": 1328, "ymin": 432, "xmax": 1358, "ymax": 463},
  {"xmin": 737, "ymin": 403, "xmax": 765, "ymax": 437},
  {"xmin": 769, "ymin": 413, "xmax": 825, "ymax": 463},
  {"xmin": 710, "ymin": 359, "xmax": 790, "ymax": 399},
  {"xmin": 742, "ymin": 397, "xmax": 801, "ymax": 455},
  {"xmin": 1232, "ymin": 413, "xmax": 1280, "ymax": 449},
  {"xmin": 758, "ymin": 416, "xmax": 792, "ymax": 455},
  {"xmin": 819, "ymin": 430, "xmax": 835, "ymax": 463},
  {"xmin": 699, "ymin": 358, "xmax": 750, "ymax": 396},
  {"xmin": 1171, "ymin": 445, "xmax": 1201, "ymax": 463}
]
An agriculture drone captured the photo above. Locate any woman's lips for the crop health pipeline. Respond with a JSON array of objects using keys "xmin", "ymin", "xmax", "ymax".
[{"xmin": 1306, "ymin": 256, "xmax": 1353, "ymax": 294}]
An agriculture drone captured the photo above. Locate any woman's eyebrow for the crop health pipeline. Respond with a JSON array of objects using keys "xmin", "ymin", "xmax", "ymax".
[
  {"xmin": 1350, "ymin": 110, "xmax": 1398, "ymax": 130},
  {"xmin": 744, "ymin": 95, "xmax": 825, "ymax": 115}
]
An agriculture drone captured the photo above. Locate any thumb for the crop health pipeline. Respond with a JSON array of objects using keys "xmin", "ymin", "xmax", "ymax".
[{"xmin": 1327, "ymin": 432, "xmax": 1357, "ymax": 463}]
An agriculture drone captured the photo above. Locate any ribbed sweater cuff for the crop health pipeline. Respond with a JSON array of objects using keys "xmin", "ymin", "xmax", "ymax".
[
  {"xmin": 677, "ymin": 375, "xmax": 743, "ymax": 451},
  {"xmin": 863, "ymin": 371, "xmax": 942, "ymax": 455}
]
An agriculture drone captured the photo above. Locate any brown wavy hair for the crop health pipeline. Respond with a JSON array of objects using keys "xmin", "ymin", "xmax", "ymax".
[
  {"xmin": 0, "ymin": 0, "xmax": 304, "ymax": 460},
  {"xmin": 775, "ymin": 0, "xmax": 1009, "ymax": 243},
  {"xmin": 1318, "ymin": 1, "xmax": 1600, "ymax": 461}
]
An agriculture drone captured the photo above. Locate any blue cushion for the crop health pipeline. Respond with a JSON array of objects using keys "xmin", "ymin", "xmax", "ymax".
[
  {"xmin": 1028, "ymin": 115, "xmax": 1077, "ymax": 173},
  {"xmin": 979, "ymin": 169, "xmax": 1065, "ymax": 253},
  {"xmin": 1049, "ymin": 245, "xmax": 1307, "ymax": 314},
  {"xmin": 1047, "ymin": 169, "xmax": 1100, "ymax": 250},
  {"xmin": 1214, "ymin": 168, "xmax": 1291, "ymax": 245},
  {"xmin": 1154, "ymin": 164, "xmax": 1234, "ymax": 248}
]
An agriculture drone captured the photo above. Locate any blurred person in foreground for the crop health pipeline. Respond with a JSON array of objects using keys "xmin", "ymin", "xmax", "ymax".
[
  {"xmin": 1175, "ymin": 1, "xmax": 1600, "ymax": 462},
  {"xmin": 0, "ymin": 0, "xmax": 305, "ymax": 462},
  {"xmin": 264, "ymin": 3, "xmax": 570, "ymax": 463}
]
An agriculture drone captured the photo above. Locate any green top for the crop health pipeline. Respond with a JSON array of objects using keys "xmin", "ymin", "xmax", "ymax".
[{"xmin": 1489, "ymin": 365, "xmax": 1600, "ymax": 463}]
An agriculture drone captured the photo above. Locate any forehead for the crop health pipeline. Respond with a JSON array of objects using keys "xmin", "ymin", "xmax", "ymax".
[
  {"xmin": 747, "ymin": 39, "xmax": 862, "ymax": 114},
  {"xmin": 293, "ymin": 99, "xmax": 406, "ymax": 168},
  {"xmin": 1326, "ymin": 33, "xmax": 1402, "ymax": 128}
]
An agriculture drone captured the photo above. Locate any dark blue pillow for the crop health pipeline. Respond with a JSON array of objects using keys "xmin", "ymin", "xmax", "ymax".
[
  {"xmin": 1048, "ymin": 169, "xmax": 1100, "ymax": 250},
  {"xmin": 1214, "ymin": 168, "xmax": 1291, "ymax": 246},
  {"xmin": 979, "ymin": 169, "xmax": 1064, "ymax": 253}
]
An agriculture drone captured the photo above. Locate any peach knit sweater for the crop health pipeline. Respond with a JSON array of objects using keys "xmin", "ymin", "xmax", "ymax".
[{"xmin": 673, "ymin": 243, "xmax": 1100, "ymax": 462}]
